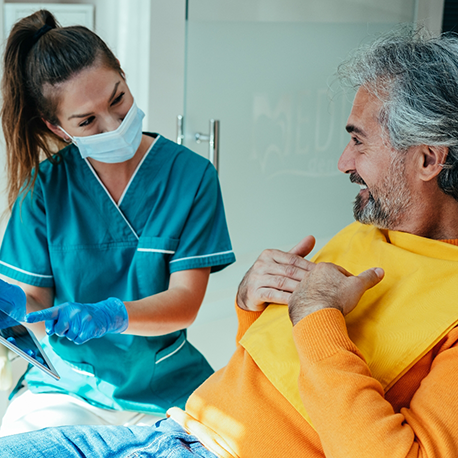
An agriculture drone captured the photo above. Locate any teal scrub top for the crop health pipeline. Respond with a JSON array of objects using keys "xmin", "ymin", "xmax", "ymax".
[{"xmin": 0, "ymin": 134, "xmax": 235, "ymax": 414}]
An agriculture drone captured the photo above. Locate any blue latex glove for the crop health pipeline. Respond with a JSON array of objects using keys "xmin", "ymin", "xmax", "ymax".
[
  {"xmin": 0, "ymin": 279, "xmax": 27, "ymax": 329},
  {"xmin": 25, "ymin": 297, "xmax": 128, "ymax": 345}
]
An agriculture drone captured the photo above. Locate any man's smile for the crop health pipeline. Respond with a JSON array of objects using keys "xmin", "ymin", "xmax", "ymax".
[
  {"xmin": 350, "ymin": 172, "xmax": 369, "ymax": 197},
  {"xmin": 359, "ymin": 184, "xmax": 368, "ymax": 195}
]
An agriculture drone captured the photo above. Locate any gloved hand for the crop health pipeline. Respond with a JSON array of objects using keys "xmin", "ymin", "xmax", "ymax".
[
  {"xmin": 25, "ymin": 297, "xmax": 128, "ymax": 345},
  {"xmin": 0, "ymin": 279, "xmax": 27, "ymax": 329}
]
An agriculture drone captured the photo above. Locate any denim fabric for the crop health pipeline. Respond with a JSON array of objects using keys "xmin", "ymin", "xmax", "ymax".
[{"xmin": 0, "ymin": 418, "xmax": 218, "ymax": 458}]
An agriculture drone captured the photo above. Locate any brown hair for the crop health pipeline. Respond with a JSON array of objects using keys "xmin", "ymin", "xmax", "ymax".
[{"xmin": 1, "ymin": 9, "xmax": 121, "ymax": 210}]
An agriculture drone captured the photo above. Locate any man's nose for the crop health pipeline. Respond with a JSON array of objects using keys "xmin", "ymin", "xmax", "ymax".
[{"xmin": 338, "ymin": 142, "xmax": 355, "ymax": 174}]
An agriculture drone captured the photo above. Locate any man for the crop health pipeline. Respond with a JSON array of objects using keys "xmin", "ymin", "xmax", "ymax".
[{"xmin": 2, "ymin": 29, "xmax": 458, "ymax": 457}]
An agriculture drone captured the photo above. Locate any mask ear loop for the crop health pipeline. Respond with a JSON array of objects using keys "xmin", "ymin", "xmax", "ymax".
[{"xmin": 58, "ymin": 126, "xmax": 76, "ymax": 145}]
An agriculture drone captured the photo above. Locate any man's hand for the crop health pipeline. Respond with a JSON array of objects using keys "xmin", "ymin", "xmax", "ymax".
[
  {"xmin": 288, "ymin": 262, "xmax": 384, "ymax": 326},
  {"xmin": 236, "ymin": 236, "xmax": 316, "ymax": 312}
]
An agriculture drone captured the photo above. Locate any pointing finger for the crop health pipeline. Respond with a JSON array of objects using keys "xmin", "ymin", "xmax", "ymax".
[{"xmin": 26, "ymin": 307, "xmax": 59, "ymax": 323}]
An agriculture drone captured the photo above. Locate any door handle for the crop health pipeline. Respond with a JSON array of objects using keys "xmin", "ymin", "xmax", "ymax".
[
  {"xmin": 195, "ymin": 119, "xmax": 220, "ymax": 172},
  {"xmin": 176, "ymin": 115, "xmax": 184, "ymax": 145}
]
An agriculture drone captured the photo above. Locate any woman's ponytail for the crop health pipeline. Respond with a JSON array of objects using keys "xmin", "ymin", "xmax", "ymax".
[
  {"xmin": 1, "ymin": 10, "xmax": 61, "ymax": 210},
  {"xmin": 1, "ymin": 9, "xmax": 121, "ymax": 210}
]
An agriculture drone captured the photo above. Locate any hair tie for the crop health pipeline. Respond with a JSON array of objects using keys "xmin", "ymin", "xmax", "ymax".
[{"xmin": 32, "ymin": 24, "xmax": 52, "ymax": 45}]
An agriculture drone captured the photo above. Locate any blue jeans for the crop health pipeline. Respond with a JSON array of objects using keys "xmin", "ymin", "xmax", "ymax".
[{"xmin": 0, "ymin": 418, "xmax": 218, "ymax": 458}]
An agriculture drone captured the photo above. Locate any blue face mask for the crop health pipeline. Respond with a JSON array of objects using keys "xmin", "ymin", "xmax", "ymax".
[{"xmin": 59, "ymin": 100, "xmax": 145, "ymax": 163}]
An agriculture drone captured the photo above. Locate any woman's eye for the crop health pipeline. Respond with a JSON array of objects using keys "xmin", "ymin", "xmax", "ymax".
[
  {"xmin": 79, "ymin": 116, "xmax": 95, "ymax": 127},
  {"xmin": 111, "ymin": 92, "xmax": 125, "ymax": 106}
]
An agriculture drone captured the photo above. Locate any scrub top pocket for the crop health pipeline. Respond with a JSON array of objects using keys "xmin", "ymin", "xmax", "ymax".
[
  {"xmin": 134, "ymin": 237, "xmax": 179, "ymax": 292},
  {"xmin": 150, "ymin": 331, "xmax": 213, "ymax": 405}
]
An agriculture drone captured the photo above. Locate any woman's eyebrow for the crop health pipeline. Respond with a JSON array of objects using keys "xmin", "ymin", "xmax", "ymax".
[
  {"xmin": 67, "ymin": 81, "xmax": 121, "ymax": 120},
  {"xmin": 108, "ymin": 81, "xmax": 121, "ymax": 103}
]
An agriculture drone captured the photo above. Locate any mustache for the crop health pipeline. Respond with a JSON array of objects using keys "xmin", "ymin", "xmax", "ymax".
[{"xmin": 350, "ymin": 172, "xmax": 367, "ymax": 186}]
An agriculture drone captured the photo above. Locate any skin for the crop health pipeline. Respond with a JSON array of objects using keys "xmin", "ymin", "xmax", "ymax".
[
  {"xmin": 11, "ymin": 62, "xmax": 211, "ymax": 339},
  {"xmin": 238, "ymin": 85, "xmax": 458, "ymax": 325}
]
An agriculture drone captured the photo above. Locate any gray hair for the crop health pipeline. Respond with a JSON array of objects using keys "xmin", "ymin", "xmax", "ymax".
[{"xmin": 338, "ymin": 28, "xmax": 458, "ymax": 200}]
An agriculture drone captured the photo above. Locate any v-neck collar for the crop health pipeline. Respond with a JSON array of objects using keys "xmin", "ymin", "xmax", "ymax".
[
  {"xmin": 82, "ymin": 135, "xmax": 160, "ymax": 241},
  {"xmin": 84, "ymin": 158, "xmax": 140, "ymax": 240},
  {"xmin": 118, "ymin": 136, "xmax": 158, "ymax": 206}
]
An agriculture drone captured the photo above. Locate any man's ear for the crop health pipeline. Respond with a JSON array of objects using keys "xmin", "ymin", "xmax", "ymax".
[
  {"xmin": 416, "ymin": 145, "xmax": 448, "ymax": 182},
  {"xmin": 43, "ymin": 118, "xmax": 70, "ymax": 142}
]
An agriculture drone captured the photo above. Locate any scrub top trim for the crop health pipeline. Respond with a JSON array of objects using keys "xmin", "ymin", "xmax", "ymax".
[
  {"xmin": 170, "ymin": 250, "xmax": 234, "ymax": 264},
  {"xmin": 0, "ymin": 260, "xmax": 53, "ymax": 279},
  {"xmin": 155, "ymin": 339, "xmax": 186, "ymax": 364},
  {"xmin": 83, "ymin": 161, "xmax": 138, "ymax": 239},
  {"xmin": 168, "ymin": 250, "xmax": 235, "ymax": 274},
  {"xmin": 83, "ymin": 136, "xmax": 159, "ymax": 241},
  {"xmin": 118, "ymin": 136, "xmax": 158, "ymax": 206},
  {"xmin": 137, "ymin": 248, "xmax": 176, "ymax": 254}
]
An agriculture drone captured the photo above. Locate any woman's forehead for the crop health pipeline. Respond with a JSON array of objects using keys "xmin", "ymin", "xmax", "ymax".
[{"xmin": 55, "ymin": 65, "xmax": 126, "ymax": 120}]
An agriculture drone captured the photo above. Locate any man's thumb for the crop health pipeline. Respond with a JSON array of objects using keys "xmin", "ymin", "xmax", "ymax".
[
  {"xmin": 358, "ymin": 267, "xmax": 384, "ymax": 290},
  {"xmin": 289, "ymin": 235, "xmax": 316, "ymax": 258}
]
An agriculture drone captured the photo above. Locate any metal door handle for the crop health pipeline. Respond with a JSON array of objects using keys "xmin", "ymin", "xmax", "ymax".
[
  {"xmin": 195, "ymin": 119, "xmax": 220, "ymax": 172},
  {"xmin": 176, "ymin": 115, "xmax": 184, "ymax": 145}
]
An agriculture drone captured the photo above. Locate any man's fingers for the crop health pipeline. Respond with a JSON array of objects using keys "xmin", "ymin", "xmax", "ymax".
[
  {"xmin": 276, "ymin": 262, "xmax": 310, "ymax": 281},
  {"xmin": 288, "ymin": 235, "xmax": 316, "ymax": 258},
  {"xmin": 263, "ymin": 249, "xmax": 314, "ymax": 273},
  {"xmin": 257, "ymin": 288, "xmax": 292, "ymax": 306},
  {"xmin": 237, "ymin": 239, "xmax": 316, "ymax": 312},
  {"xmin": 259, "ymin": 275, "xmax": 301, "ymax": 294}
]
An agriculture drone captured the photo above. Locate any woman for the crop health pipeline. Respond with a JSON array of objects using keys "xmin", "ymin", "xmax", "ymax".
[{"xmin": 0, "ymin": 10, "xmax": 235, "ymax": 435}]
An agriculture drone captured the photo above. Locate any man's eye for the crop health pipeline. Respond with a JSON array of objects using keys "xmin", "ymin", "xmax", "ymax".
[
  {"xmin": 352, "ymin": 136, "xmax": 361, "ymax": 145},
  {"xmin": 79, "ymin": 116, "xmax": 95, "ymax": 127},
  {"xmin": 111, "ymin": 92, "xmax": 125, "ymax": 106}
]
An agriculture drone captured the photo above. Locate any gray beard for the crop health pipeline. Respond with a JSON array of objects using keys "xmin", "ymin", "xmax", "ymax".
[
  {"xmin": 353, "ymin": 192, "xmax": 393, "ymax": 229},
  {"xmin": 352, "ymin": 153, "xmax": 412, "ymax": 230}
]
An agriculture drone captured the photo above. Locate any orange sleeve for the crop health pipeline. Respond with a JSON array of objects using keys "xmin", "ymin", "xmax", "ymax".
[
  {"xmin": 234, "ymin": 301, "xmax": 263, "ymax": 344},
  {"xmin": 293, "ymin": 308, "xmax": 458, "ymax": 458}
]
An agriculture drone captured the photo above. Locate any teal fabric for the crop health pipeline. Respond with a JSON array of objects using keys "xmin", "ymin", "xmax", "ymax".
[{"xmin": 0, "ymin": 134, "xmax": 235, "ymax": 414}]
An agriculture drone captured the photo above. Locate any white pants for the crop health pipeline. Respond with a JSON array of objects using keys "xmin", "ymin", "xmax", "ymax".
[{"xmin": 0, "ymin": 390, "xmax": 165, "ymax": 437}]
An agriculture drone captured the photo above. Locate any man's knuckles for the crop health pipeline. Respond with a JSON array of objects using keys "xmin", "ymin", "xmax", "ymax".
[{"xmin": 259, "ymin": 249, "xmax": 276, "ymax": 261}]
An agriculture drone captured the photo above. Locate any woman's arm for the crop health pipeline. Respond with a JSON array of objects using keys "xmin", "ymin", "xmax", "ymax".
[
  {"xmin": 124, "ymin": 267, "xmax": 211, "ymax": 336},
  {"xmin": 25, "ymin": 268, "xmax": 211, "ymax": 343}
]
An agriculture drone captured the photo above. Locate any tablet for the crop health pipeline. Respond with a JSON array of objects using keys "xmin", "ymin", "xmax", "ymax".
[{"xmin": 0, "ymin": 309, "xmax": 60, "ymax": 381}]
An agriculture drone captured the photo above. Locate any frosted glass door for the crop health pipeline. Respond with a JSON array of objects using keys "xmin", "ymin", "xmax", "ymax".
[{"xmin": 184, "ymin": 0, "xmax": 416, "ymax": 262}]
